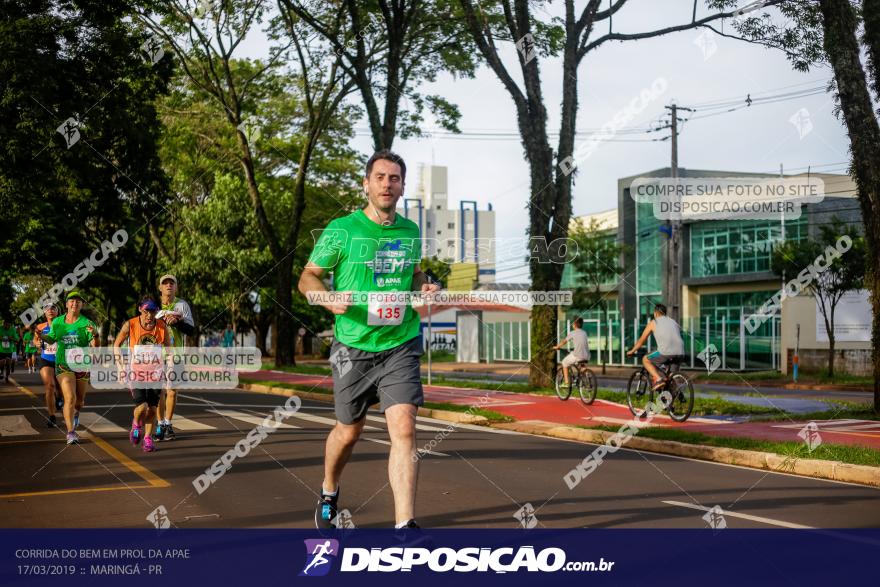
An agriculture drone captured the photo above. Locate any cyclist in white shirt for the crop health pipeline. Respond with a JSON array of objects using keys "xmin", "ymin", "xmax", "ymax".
[
  {"xmin": 627, "ymin": 303, "xmax": 685, "ymax": 391},
  {"xmin": 553, "ymin": 317, "xmax": 591, "ymax": 385}
]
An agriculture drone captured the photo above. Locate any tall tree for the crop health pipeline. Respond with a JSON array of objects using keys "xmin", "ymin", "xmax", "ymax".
[
  {"xmin": 155, "ymin": 57, "xmax": 362, "ymax": 352},
  {"xmin": 735, "ymin": 0, "xmax": 880, "ymax": 409},
  {"xmin": 456, "ymin": 0, "xmax": 761, "ymax": 386},
  {"xmin": 1, "ymin": 0, "xmax": 172, "ymax": 333},
  {"xmin": 140, "ymin": 0, "xmax": 357, "ymax": 364},
  {"xmin": 279, "ymin": 0, "xmax": 476, "ymax": 150}
]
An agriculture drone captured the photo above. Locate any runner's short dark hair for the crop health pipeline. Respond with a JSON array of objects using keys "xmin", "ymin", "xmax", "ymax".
[
  {"xmin": 366, "ymin": 149, "xmax": 406, "ymax": 181},
  {"xmin": 654, "ymin": 303, "xmax": 667, "ymax": 316},
  {"xmin": 573, "ymin": 317, "xmax": 583, "ymax": 327},
  {"xmin": 138, "ymin": 295, "xmax": 157, "ymax": 308}
]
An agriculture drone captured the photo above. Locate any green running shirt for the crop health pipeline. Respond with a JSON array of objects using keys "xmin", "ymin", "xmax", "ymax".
[
  {"xmin": 0, "ymin": 326, "xmax": 16, "ymax": 352},
  {"xmin": 23, "ymin": 332, "xmax": 37, "ymax": 353},
  {"xmin": 308, "ymin": 209, "xmax": 421, "ymax": 352},
  {"xmin": 43, "ymin": 315, "xmax": 96, "ymax": 372}
]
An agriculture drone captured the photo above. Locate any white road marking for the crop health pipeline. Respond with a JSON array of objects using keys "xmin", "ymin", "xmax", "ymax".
[
  {"xmin": 663, "ymin": 500, "xmax": 814, "ymax": 529},
  {"xmin": 365, "ymin": 414, "xmax": 450, "ymax": 432},
  {"xmin": 0, "ymin": 415, "xmax": 39, "ymax": 436},
  {"xmin": 362, "ymin": 436, "xmax": 449, "ymax": 457},
  {"xmin": 207, "ymin": 409, "xmax": 299, "ymax": 429},
  {"xmin": 76, "ymin": 412, "xmax": 126, "ymax": 433},
  {"xmin": 286, "ymin": 412, "xmax": 381, "ymax": 431},
  {"xmin": 169, "ymin": 416, "xmax": 216, "ymax": 431}
]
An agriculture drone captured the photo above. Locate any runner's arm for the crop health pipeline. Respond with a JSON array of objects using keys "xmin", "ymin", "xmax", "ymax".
[
  {"xmin": 113, "ymin": 321, "xmax": 129, "ymax": 368},
  {"xmin": 627, "ymin": 321, "xmax": 654, "ymax": 355},
  {"xmin": 41, "ymin": 321, "xmax": 56, "ymax": 343},
  {"xmin": 411, "ymin": 265, "xmax": 440, "ymax": 293},
  {"xmin": 175, "ymin": 300, "xmax": 195, "ymax": 334},
  {"xmin": 553, "ymin": 334, "xmax": 571, "ymax": 351},
  {"xmin": 299, "ymin": 261, "xmax": 351, "ymax": 315}
]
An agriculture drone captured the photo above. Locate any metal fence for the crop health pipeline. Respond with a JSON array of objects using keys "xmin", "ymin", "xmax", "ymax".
[{"xmin": 478, "ymin": 316, "xmax": 782, "ymax": 371}]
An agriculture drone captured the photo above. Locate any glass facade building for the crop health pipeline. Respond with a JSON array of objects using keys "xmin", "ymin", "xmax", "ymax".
[{"xmin": 690, "ymin": 215, "xmax": 808, "ymax": 278}]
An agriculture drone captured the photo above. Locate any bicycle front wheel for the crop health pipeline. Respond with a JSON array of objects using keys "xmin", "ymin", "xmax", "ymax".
[
  {"xmin": 626, "ymin": 370, "xmax": 652, "ymax": 417},
  {"xmin": 555, "ymin": 367, "xmax": 572, "ymax": 401},
  {"xmin": 666, "ymin": 373, "xmax": 694, "ymax": 422},
  {"xmin": 577, "ymin": 368, "xmax": 598, "ymax": 405}
]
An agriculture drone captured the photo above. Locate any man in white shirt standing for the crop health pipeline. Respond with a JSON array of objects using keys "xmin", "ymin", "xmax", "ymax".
[{"xmin": 553, "ymin": 317, "xmax": 591, "ymax": 385}]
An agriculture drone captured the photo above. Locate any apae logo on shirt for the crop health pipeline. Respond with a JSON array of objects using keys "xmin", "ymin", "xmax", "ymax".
[{"xmin": 366, "ymin": 239, "xmax": 416, "ymax": 287}]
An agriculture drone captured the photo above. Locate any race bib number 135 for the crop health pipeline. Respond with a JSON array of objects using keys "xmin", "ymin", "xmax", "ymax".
[{"xmin": 367, "ymin": 296, "xmax": 405, "ymax": 326}]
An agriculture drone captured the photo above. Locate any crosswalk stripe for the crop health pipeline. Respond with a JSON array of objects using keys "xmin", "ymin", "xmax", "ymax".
[
  {"xmin": 77, "ymin": 412, "xmax": 126, "ymax": 433},
  {"xmin": 287, "ymin": 412, "xmax": 381, "ymax": 430},
  {"xmin": 362, "ymin": 436, "xmax": 449, "ymax": 457},
  {"xmin": 169, "ymin": 416, "xmax": 216, "ymax": 431},
  {"xmin": 207, "ymin": 409, "xmax": 299, "ymax": 429},
  {"xmin": 0, "ymin": 415, "xmax": 39, "ymax": 436},
  {"xmin": 365, "ymin": 414, "xmax": 451, "ymax": 432}
]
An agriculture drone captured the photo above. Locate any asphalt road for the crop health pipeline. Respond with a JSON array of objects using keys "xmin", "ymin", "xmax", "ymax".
[{"xmin": 2, "ymin": 372, "xmax": 879, "ymax": 530}]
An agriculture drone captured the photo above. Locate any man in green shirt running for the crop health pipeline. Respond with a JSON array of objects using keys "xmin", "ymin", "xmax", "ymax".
[
  {"xmin": 299, "ymin": 149, "xmax": 439, "ymax": 531},
  {"xmin": 0, "ymin": 318, "xmax": 17, "ymax": 382}
]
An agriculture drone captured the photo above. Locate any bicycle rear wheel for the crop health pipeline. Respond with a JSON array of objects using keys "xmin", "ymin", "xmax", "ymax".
[
  {"xmin": 577, "ymin": 368, "xmax": 598, "ymax": 405},
  {"xmin": 554, "ymin": 367, "xmax": 572, "ymax": 401},
  {"xmin": 626, "ymin": 370, "xmax": 652, "ymax": 417},
  {"xmin": 666, "ymin": 373, "xmax": 694, "ymax": 422}
]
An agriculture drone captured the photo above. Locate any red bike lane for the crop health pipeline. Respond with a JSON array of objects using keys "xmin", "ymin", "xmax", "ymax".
[{"xmin": 245, "ymin": 370, "xmax": 880, "ymax": 450}]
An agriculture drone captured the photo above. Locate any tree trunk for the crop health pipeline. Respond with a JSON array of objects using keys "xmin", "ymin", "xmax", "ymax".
[
  {"xmin": 253, "ymin": 313, "xmax": 270, "ymax": 357},
  {"xmin": 819, "ymin": 0, "xmax": 880, "ymax": 411},
  {"xmin": 273, "ymin": 256, "xmax": 296, "ymax": 366},
  {"xmin": 828, "ymin": 334, "xmax": 835, "ymax": 379}
]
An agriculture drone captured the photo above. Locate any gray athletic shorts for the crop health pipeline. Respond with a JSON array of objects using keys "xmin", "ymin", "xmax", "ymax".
[{"xmin": 329, "ymin": 335, "xmax": 424, "ymax": 425}]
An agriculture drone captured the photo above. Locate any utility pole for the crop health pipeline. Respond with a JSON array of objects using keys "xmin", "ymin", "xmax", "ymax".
[{"xmin": 661, "ymin": 103, "xmax": 692, "ymax": 322}]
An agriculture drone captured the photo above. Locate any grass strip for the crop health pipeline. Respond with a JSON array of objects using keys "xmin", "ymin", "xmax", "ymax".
[{"xmin": 579, "ymin": 425, "xmax": 880, "ymax": 467}]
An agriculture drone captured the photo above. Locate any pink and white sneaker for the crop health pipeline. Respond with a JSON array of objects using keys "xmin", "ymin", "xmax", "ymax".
[
  {"xmin": 130, "ymin": 420, "xmax": 142, "ymax": 445},
  {"xmin": 142, "ymin": 436, "xmax": 156, "ymax": 453}
]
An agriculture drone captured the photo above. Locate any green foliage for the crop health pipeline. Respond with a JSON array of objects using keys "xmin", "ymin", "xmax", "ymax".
[
  {"xmin": 155, "ymin": 61, "xmax": 362, "ymax": 339},
  {"xmin": 771, "ymin": 218, "xmax": 866, "ymax": 310},
  {"xmin": 420, "ymin": 256, "xmax": 452, "ymax": 287},
  {"xmin": 568, "ymin": 217, "xmax": 627, "ymax": 317},
  {"xmin": 1, "ymin": 0, "xmax": 171, "ymax": 328}
]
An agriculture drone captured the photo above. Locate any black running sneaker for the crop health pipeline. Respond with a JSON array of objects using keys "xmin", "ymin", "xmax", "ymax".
[
  {"xmin": 164, "ymin": 423, "xmax": 175, "ymax": 441},
  {"xmin": 315, "ymin": 490, "xmax": 339, "ymax": 530},
  {"xmin": 47, "ymin": 415, "xmax": 57, "ymax": 428},
  {"xmin": 398, "ymin": 519, "xmax": 420, "ymax": 529}
]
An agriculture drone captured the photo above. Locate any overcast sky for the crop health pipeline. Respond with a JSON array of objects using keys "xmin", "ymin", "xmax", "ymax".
[{"xmin": 243, "ymin": 2, "xmax": 849, "ymax": 283}]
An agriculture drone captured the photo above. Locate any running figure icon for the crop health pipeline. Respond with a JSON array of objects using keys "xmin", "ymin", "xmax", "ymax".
[{"xmin": 302, "ymin": 540, "xmax": 336, "ymax": 575}]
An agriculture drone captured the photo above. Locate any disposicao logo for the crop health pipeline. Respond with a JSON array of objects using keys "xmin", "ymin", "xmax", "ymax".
[{"xmin": 300, "ymin": 539, "xmax": 339, "ymax": 577}]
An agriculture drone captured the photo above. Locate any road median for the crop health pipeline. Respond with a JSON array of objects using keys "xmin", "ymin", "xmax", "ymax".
[{"xmin": 492, "ymin": 420, "xmax": 880, "ymax": 488}]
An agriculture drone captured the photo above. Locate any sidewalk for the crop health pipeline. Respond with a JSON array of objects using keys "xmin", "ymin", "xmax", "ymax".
[
  {"xmin": 298, "ymin": 358, "xmax": 873, "ymax": 393},
  {"xmin": 246, "ymin": 369, "xmax": 880, "ymax": 451}
]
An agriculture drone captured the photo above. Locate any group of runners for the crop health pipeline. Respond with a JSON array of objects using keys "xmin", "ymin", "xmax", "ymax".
[
  {"xmin": 6, "ymin": 148, "xmax": 684, "ymax": 530},
  {"xmin": 6, "ymin": 276, "xmax": 193, "ymax": 450}
]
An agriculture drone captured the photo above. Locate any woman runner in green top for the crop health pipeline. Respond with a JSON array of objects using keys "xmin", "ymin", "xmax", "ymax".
[{"xmin": 41, "ymin": 291, "xmax": 99, "ymax": 444}]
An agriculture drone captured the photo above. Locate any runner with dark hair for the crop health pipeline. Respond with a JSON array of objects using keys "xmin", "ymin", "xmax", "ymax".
[{"xmin": 115, "ymin": 296, "xmax": 170, "ymax": 453}]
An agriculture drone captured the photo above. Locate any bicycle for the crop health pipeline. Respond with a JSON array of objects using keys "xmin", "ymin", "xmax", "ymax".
[
  {"xmin": 554, "ymin": 359, "xmax": 598, "ymax": 405},
  {"xmin": 625, "ymin": 352, "xmax": 694, "ymax": 422}
]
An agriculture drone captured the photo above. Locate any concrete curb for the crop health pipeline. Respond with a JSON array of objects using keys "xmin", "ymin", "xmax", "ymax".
[
  {"xmin": 239, "ymin": 382, "xmax": 879, "ymax": 488},
  {"xmin": 238, "ymin": 382, "xmax": 490, "ymax": 425},
  {"xmin": 491, "ymin": 420, "xmax": 880, "ymax": 488}
]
